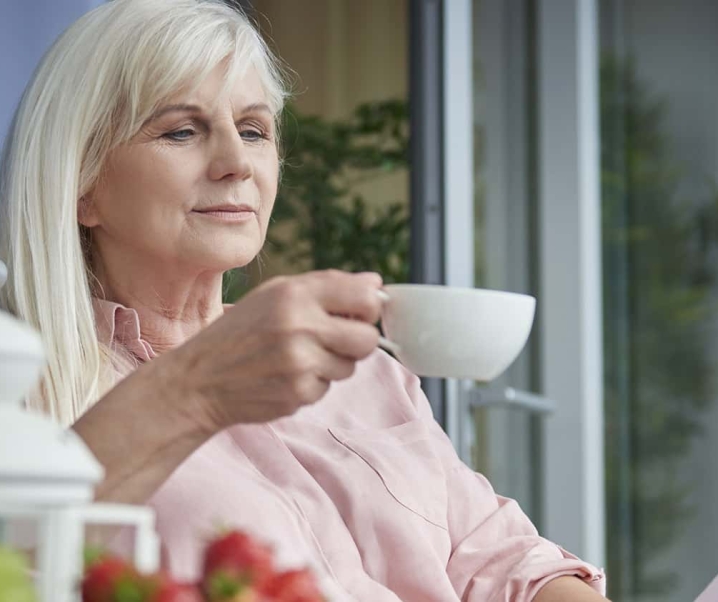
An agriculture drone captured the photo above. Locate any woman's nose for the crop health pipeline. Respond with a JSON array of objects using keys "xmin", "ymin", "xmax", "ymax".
[{"xmin": 207, "ymin": 129, "xmax": 253, "ymax": 182}]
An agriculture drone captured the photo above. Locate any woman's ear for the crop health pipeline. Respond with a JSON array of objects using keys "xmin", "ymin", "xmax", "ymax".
[{"xmin": 77, "ymin": 194, "xmax": 100, "ymax": 228}]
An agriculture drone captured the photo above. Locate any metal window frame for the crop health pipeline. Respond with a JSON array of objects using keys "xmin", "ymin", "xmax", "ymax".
[
  {"xmin": 441, "ymin": 0, "xmax": 476, "ymax": 456},
  {"xmin": 537, "ymin": 0, "xmax": 606, "ymax": 568},
  {"xmin": 408, "ymin": 0, "xmax": 475, "ymax": 444},
  {"xmin": 408, "ymin": 0, "xmax": 448, "ymax": 427}
]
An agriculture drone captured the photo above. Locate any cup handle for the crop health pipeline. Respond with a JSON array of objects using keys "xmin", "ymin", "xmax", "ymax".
[
  {"xmin": 378, "ymin": 335, "xmax": 402, "ymax": 355},
  {"xmin": 376, "ymin": 290, "xmax": 401, "ymax": 355},
  {"xmin": 376, "ymin": 290, "xmax": 390, "ymax": 303}
]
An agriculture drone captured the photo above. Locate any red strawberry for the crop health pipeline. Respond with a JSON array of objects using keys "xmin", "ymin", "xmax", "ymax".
[
  {"xmin": 202, "ymin": 531, "xmax": 274, "ymax": 599},
  {"xmin": 81, "ymin": 556, "xmax": 138, "ymax": 602},
  {"xmin": 261, "ymin": 568, "xmax": 324, "ymax": 602}
]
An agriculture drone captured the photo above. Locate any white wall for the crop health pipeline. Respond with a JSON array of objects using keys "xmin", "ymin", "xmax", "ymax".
[{"xmin": 0, "ymin": 1, "xmax": 103, "ymax": 145}]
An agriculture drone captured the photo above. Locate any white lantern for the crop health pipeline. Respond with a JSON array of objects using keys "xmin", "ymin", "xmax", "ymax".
[{"xmin": 0, "ymin": 305, "xmax": 160, "ymax": 602}]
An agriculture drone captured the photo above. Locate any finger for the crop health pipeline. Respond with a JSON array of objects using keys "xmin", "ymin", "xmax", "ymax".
[
  {"xmin": 284, "ymin": 337, "xmax": 358, "ymax": 394},
  {"xmin": 294, "ymin": 373, "xmax": 332, "ymax": 407},
  {"xmin": 316, "ymin": 315, "xmax": 381, "ymax": 360},
  {"xmin": 307, "ymin": 270, "xmax": 384, "ymax": 323},
  {"xmin": 312, "ymin": 345, "xmax": 358, "ymax": 382}
]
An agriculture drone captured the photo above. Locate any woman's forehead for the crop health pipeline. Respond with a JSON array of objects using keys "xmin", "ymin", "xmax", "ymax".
[{"xmin": 160, "ymin": 65, "xmax": 270, "ymax": 116}]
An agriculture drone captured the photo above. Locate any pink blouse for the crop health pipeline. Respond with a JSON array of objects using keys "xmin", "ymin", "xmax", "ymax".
[{"xmin": 94, "ymin": 299, "xmax": 606, "ymax": 601}]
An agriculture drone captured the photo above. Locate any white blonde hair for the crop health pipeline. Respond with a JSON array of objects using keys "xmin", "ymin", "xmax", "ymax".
[{"xmin": 0, "ymin": 0, "xmax": 287, "ymax": 426}]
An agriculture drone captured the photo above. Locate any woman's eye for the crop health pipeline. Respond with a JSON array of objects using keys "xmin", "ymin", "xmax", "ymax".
[
  {"xmin": 163, "ymin": 129, "xmax": 195, "ymax": 141},
  {"xmin": 239, "ymin": 128, "xmax": 267, "ymax": 142}
]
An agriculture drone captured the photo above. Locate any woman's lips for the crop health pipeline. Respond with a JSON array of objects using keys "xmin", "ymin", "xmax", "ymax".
[{"xmin": 192, "ymin": 206, "xmax": 257, "ymax": 222}]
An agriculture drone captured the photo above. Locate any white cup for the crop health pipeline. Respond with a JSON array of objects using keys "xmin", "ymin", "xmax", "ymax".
[{"xmin": 377, "ymin": 284, "xmax": 536, "ymax": 381}]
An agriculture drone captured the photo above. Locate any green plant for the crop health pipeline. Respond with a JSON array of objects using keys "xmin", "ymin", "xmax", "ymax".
[{"xmin": 272, "ymin": 100, "xmax": 409, "ymax": 281}]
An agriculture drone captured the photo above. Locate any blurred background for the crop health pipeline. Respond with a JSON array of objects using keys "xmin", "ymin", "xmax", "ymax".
[{"xmin": 3, "ymin": 1, "xmax": 718, "ymax": 600}]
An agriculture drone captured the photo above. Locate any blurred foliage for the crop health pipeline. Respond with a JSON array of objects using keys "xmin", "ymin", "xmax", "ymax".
[
  {"xmin": 0, "ymin": 545, "xmax": 37, "ymax": 602},
  {"xmin": 272, "ymin": 100, "xmax": 410, "ymax": 279},
  {"xmin": 602, "ymin": 54, "xmax": 718, "ymax": 599}
]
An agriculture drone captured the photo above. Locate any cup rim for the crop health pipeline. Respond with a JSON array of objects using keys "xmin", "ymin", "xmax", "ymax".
[{"xmin": 381, "ymin": 283, "xmax": 536, "ymax": 304}]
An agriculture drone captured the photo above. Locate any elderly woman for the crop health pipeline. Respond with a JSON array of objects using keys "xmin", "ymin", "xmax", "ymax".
[{"xmin": 0, "ymin": 1, "xmax": 607, "ymax": 600}]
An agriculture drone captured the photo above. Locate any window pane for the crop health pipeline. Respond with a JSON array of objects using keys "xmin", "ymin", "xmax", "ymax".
[{"xmin": 601, "ymin": 1, "xmax": 718, "ymax": 599}]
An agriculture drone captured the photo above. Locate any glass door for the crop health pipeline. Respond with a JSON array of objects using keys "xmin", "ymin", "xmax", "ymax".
[
  {"xmin": 601, "ymin": 0, "xmax": 718, "ymax": 599},
  {"xmin": 439, "ymin": 0, "xmax": 606, "ymax": 568}
]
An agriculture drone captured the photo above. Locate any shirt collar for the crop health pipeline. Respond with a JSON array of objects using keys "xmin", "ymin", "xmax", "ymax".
[
  {"xmin": 92, "ymin": 298, "xmax": 157, "ymax": 362},
  {"xmin": 92, "ymin": 298, "xmax": 233, "ymax": 362}
]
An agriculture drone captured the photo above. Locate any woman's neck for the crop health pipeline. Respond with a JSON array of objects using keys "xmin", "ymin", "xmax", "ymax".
[{"xmin": 91, "ymin": 255, "xmax": 226, "ymax": 354}]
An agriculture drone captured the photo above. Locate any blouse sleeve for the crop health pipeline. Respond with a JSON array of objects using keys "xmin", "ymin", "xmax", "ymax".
[{"xmin": 405, "ymin": 371, "xmax": 607, "ymax": 601}]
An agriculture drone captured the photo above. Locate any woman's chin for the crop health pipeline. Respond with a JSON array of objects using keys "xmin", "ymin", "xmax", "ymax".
[
  {"xmin": 175, "ymin": 252, "xmax": 256, "ymax": 277},
  {"xmin": 206, "ymin": 253, "xmax": 257, "ymax": 273},
  {"xmin": 201, "ymin": 239, "xmax": 262, "ymax": 271},
  {"xmin": 174, "ymin": 241, "xmax": 261, "ymax": 275}
]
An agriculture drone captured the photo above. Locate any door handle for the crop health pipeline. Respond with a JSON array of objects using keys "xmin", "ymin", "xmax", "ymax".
[{"xmin": 464, "ymin": 386, "xmax": 556, "ymax": 415}]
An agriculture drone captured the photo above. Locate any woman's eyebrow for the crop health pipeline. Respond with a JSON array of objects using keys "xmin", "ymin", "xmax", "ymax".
[
  {"xmin": 240, "ymin": 102, "xmax": 272, "ymax": 114},
  {"xmin": 147, "ymin": 103, "xmax": 202, "ymax": 122},
  {"xmin": 148, "ymin": 102, "xmax": 271, "ymax": 123}
]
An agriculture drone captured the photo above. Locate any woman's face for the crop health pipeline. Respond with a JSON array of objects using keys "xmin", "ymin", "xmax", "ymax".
[{"xmin": 81, "ymin": 64, "xmax": 279, "ymax": 276}]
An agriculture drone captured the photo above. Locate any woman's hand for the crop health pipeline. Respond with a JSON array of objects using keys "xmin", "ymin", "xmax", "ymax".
[
  {"xmin": 74, "ymin": 270, "xmax": 384, "ymax": 506},
  {"xmin": 534, "ymin": 576, "xmax": 609, "ymax": 601},
  {"xmin": 169, "ymin": 270, "xmax": 384, "ymax": 432}
]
